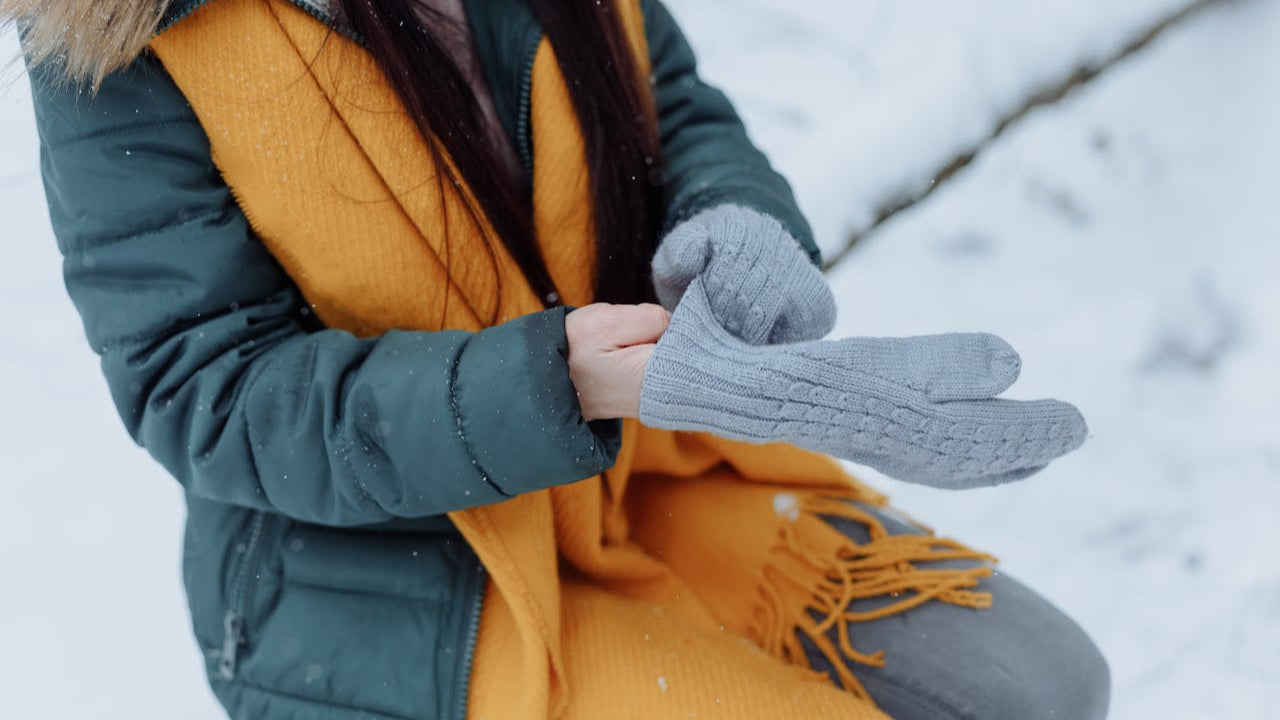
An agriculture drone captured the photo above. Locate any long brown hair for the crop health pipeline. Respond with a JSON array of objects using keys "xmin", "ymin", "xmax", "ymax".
[{"xmin": 339, "ymin": 0, "xmax": 664, "ymax": 312}]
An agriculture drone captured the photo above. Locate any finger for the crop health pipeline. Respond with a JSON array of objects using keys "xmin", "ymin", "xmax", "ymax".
[{"xmin": 604, "ymin": 303, "xmax": 672, "ymax": 348}]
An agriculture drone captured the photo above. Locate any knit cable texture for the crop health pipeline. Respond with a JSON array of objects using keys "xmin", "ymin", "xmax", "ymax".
[
  {"xmin": 652, "ymin": 204, "xmax": 837, "ymax": 345},
  {"xmin": 640, "ymin": 276, "xmax": 1089, "ymax": 489}
]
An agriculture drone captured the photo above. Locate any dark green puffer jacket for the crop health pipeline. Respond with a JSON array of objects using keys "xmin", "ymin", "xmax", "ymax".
[{"xmin": 28, "ymin": 1, "xmax": 818, "ymax": 717}]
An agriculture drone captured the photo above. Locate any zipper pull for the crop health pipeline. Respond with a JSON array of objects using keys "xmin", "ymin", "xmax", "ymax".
[{"xmin": 217, "ymin": 609, "xmax": 245, "ymax": 681}]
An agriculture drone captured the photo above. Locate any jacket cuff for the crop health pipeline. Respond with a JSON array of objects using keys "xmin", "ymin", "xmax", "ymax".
[{"xmin": 452, "ymin": 307, "xmax": 622, "ymax": 496}]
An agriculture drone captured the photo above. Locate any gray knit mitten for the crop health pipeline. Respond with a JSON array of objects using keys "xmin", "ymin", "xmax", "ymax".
[
  {"xmin": 652, "ymin": 205, "xmax": 836, "ymax": 345},
  {"xmin": 639, "ymin": 277, "xmax": 1089, "ymax": 489}
]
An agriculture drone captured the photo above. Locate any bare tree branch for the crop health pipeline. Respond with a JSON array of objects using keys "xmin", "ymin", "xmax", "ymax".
[{"xmin": 824, "ymin": 0, "xmax": 1225, "ymax": 271}]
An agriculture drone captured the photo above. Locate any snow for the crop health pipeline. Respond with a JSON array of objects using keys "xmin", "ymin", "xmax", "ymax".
[
  {"xmin": 666, "ymin": 0, "xmax": 1204, "ymax": 258},
  {"xmin": 772, "ymin": 491, "xmax": 801, "ymax": 521},
  {"xmin": 817, "ymin": 1, "xmax": 1280, "ymax": 717},
  {"xmin": 1, "ymin": 0, "xmax": 1276, "ymax": 718}
]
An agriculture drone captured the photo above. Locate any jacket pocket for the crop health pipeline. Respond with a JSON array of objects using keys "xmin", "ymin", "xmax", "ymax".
[
  {"xmin": 279, "ymin": 522, "xmax": 471, "ymax": 600},
  {"xmin": 216, "ymin": 509, "xmax": 273, "ymax": 681},
  {"xmin": 233, "ymin": 522, "xmax": 484, "ymax": 720}
]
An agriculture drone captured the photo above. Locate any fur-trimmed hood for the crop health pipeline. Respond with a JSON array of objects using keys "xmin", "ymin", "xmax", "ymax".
[{"xmin": 1, "ymin": 0, "xmax": 170, "ymax": 86}]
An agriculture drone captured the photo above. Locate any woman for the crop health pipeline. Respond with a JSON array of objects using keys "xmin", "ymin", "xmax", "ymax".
[{"xmin": 8, "ymin": 0, "xmax": 1110, "ymax": 718}]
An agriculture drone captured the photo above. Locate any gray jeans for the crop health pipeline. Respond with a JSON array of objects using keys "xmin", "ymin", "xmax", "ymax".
[{"xmin": 805, "ymin": 505, "xmax": 1111, "ymax": 720}]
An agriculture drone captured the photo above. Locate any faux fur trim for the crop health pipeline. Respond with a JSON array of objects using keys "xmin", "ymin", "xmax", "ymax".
[{"xmin": 1, "ymin": 0, "xmax": 170, "ymax": 87}]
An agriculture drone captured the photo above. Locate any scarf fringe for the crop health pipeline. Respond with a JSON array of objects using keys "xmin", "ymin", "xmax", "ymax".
[{"xmin": 749, "ymin": 492, "xmax": 997, "ymax": 702}]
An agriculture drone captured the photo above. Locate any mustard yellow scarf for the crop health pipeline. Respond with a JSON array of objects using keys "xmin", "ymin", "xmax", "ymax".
[{"xmin": 151, "ymin": 2, "xmax": 992, "ymax": 717}]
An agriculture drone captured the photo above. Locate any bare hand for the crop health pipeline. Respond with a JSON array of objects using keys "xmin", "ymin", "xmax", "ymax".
[{"xmin": 566, "ymin": 303, "xmax": 671, "ymax": 421}]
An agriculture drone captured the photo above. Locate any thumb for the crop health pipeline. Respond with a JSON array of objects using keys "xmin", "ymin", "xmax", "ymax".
[
  {"xmin": 906, "ymin": 333, "xmax": 1022, "ymax": 401},
  {"xmin": 815, "ymin": 333, "xmax": 1022, "ymax": 401}
]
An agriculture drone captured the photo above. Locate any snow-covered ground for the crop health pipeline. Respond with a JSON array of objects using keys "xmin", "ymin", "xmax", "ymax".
[
  {"xmin": 816, "ymin": 1, "xmax": 1280, "ymax": 717},
  {"xmin": 1, "ymin": 1, "xmax": 1276, "ymax": 718},
  {"xmin": 667, "ymin": 0, "xmax": 1203, "ymax": 257}
]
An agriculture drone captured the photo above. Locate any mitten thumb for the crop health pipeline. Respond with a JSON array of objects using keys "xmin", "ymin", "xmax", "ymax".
[
  {"xmin": 767, "ymin": 263, "xmax": 837, "ymax": 344},
  {"xmin": 807, "ymin": 332, "xmax": 1023, "ymax": 402},
  {"xmin": 651, "ymin": 218, "xmax": 712, "ymax": 311}
]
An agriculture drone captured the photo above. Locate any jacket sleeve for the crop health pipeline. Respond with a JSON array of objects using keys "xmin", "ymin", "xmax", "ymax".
[
  {"xmin": 642, "ymin": 0, "xmax": 822, "ymax": 266},
  {"xmin": 28, "ymin": 52, "xmax": 621, "ymax": 527}
]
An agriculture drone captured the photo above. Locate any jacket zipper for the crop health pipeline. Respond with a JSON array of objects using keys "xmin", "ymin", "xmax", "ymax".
[
  {"xmin": 166, "ymin": 2, "xmax": 513, "ymax": 705},
  {"xmin": 515, "ymin": 29, "xmax": 542, "ymax": 191},
  {"xmin": 453, "ymin": 562, "xmax": 487, "ymax": 720},
  {"xmin": 217, "ymin": 510, "xmax": 270, "ymax": 681}
]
